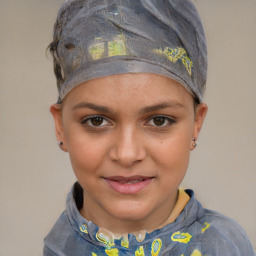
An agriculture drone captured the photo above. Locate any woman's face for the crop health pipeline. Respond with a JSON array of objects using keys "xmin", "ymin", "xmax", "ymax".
[{"xmin": 51, "ymin": 73, "xmax": 207, "ymax": 233}]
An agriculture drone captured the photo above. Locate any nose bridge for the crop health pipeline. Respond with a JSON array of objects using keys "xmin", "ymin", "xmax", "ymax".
[{"xmin": 110, "ymin": 125, "xmax": 146, "ymax": 166}]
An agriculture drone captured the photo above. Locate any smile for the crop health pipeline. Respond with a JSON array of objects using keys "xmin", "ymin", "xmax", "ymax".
[{"xmin": 104, "ymin": 176, "xmax": 154, "ymax": 194}]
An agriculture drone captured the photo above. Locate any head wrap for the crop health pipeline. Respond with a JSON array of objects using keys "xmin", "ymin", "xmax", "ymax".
[{"xmin": 50, "ymin": 0, "xmax": 207, "ymax": 103}]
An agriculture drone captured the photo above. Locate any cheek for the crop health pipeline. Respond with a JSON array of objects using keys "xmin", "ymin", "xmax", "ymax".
[
  {"xmin": 156, "ymin": 146, "xmax": 190, "ymax": 194},
  {"xmin": 152, "ymin": 128, "xmax": 192, "ymax": 174},
  {"xmin": 158, "ymin": 142, "xmax": 190, "ymax": 170},
  {"xmin": 66, "ymin": 133, "xmax": 108, "ymax": 179}
]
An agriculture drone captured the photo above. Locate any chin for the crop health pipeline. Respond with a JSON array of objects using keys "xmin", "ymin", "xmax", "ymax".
[{"xmin": 106, "ymin": 199, "xmax": 153, "ymax": 222}]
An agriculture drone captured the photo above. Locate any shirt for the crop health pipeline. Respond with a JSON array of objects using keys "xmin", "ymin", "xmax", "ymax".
[{"xmin": 44, "ymin": 183, "xmax": 255, "ymax": 256}]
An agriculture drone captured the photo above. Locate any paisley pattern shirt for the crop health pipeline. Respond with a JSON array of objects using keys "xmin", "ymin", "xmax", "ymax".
[{"xmin": 44, "ymin": 184, "xmax": 255, "ymax": 256}]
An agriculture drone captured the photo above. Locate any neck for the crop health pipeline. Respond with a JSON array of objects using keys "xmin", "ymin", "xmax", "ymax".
[{"xmin": 80, "ymin": 190, "xmax": 179, "ymax": 235}]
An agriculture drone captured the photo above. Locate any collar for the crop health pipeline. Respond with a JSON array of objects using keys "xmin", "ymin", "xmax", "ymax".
[{"xmin": 66, "ymin": 183, "xmax": 204, "ymax": 249}]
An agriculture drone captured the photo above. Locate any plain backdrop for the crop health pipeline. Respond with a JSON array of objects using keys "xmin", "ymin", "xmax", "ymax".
[{"xmin": 0, "ymin": 0, "xmax": 255, "ymax": 255}]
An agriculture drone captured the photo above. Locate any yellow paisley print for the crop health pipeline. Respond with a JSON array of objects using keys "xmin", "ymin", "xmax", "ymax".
[{"xmin": 171, "ymin": 231, "xmax": 192, "ymax": 243}]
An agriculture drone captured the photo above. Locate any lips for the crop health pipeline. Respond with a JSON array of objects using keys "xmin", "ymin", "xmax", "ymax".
[{"xmin": 104, "ymin": 176, "xmax": 154, "ymax": 194}]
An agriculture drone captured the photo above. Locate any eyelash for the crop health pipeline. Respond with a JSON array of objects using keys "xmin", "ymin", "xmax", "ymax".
[
  {"xmin": 81, "ymin": 115, "xmax": 176, "ymax": 130},
  {"xmin": 81, "ymin": 115, "xmax": 111, "ymax": 128},
  {"xmin": 146, "ymin": 115, "xmax": 176, "ymax": 128}
]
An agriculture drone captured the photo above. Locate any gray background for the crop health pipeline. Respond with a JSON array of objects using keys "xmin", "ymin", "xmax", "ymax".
[{"xmin": 0, "ymin": 0, "xmax": 255, "ymax": 255}]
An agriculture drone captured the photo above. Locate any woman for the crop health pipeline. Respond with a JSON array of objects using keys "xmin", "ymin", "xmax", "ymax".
[{"xmin": 44, "ymin": 0, "xmax": 255, "ymax": 255}]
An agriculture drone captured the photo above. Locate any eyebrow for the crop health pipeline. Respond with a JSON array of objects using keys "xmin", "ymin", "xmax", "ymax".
[
  {"xmin": 72, "ymin": 101, "xmax": 184, "ymax": 114},
  {"xmin": 139, "ymin": 101, "xmax": 185, "ymax": 114},
  {"xmin": 72, "ymin": 102, "xmax": 115, "ymax": 114}
]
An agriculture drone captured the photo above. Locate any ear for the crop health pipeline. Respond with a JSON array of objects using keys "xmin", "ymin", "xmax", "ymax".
[
  {"xmin": 191, "ymin": 103, "xmax": 208, "ymax": 150},
  {"xmin": 50, "ymin": 104, "xmax": 68, "ymax": 152}
]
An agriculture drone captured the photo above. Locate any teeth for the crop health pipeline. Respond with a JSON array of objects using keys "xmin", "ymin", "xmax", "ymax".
[
  {"xmin": 115, "ymin": 179, "xmax": 144, "ymax": 184},
  {"xmin": 127, "ymin": 180, "xmax": 138, "ymax": 184},
  {"xmin": 126, "ymin": 179, "xmax": 144, "ymax": 184}
]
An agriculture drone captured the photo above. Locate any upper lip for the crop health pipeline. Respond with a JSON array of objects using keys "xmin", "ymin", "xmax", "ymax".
[{"xmin": 104, "ymin": 175, "xmax": 154, "ymax": 182}]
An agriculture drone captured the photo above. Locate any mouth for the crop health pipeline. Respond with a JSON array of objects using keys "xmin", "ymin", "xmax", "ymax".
[{"xmin": 104, "ymin": 176, "xmax": 154, "ymax": 194}]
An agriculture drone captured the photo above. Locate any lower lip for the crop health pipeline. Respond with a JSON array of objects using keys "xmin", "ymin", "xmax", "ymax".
[{"xmin": 105, "ymin": 178, "xmax": 153, "ymax": 194}]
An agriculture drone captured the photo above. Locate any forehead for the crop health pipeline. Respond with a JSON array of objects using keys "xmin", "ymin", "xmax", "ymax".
[{"xmin": 63, "ymin": 73, "xmax": 194, "ymax": 109}]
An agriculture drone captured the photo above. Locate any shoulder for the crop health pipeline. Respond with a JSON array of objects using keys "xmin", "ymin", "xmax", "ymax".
[
  {"xmin": 44, "ymin": 210, "xmax": 82, "ymax": 255},
  {"xmin": 181, "ymin": 191, "xmax": 255, "ymax": 255},
  {"xmin": 44, "ymin": 211, "xmax": 69, "ymax": 251},
  {"xmin": 193, "ymin": 207, "xmax": 255, "ymax": 255},
  {"xmin": 202, "ymin": 208, "xmax": 251, "ymax": 241}
]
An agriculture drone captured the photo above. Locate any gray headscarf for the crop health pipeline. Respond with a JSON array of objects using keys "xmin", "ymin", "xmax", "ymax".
[{"xmin": 50, "ymin": 0, "xmax": 207, "ymax": 103}]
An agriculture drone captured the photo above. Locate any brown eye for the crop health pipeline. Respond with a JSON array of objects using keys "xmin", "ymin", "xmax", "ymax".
[
  {"xmin": 153, "ymin": 116, "xmax": 166, "ymax": 126},
  {"xmin": 147, "ymin": 115, "xmax": 175, "ymax": 127},
  {"xmin": 82, "ymin": 116, "xmax": 110, "ymax": 128},
  {"xmin": 90, "ymin": 117, "xmax": 104, "ymax": 126}
]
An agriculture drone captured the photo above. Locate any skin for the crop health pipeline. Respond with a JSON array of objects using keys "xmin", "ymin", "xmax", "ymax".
[{"xmin": 51, "ymin": 73, "xmax": 208, "ymax": 234}]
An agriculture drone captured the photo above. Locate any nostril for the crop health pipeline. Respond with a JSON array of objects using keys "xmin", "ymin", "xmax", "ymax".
[{"xmin": 65, "ymin": 43, "xmax": 75, "ymax": 50}]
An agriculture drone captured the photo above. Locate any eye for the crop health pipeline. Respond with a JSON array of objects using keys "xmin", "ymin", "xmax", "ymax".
[
  {"xmin": 147, "ymin": 115, "xmax": 175, "ymax": 127},
  {"xmin": 82, "ymin": 116, "xmax": 110, "ymax": 127}
]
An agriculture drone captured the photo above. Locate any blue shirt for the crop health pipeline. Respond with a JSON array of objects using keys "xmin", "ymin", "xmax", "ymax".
[{"xmin": 44, "ymin": 183, "xmax": 255, "ymax": 255}]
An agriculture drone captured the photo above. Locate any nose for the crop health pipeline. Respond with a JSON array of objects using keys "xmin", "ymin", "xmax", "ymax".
[{"xmin": 109, "ymin": 126, "xmax": 146, "ymax": 167}]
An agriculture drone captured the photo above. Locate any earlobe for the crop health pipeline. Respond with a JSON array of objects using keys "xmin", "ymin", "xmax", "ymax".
[{"xmin": 50, "ymin": 104, "xmax": 68, "ymax": 152}]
